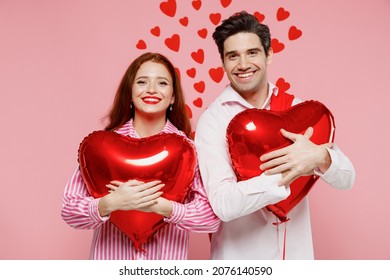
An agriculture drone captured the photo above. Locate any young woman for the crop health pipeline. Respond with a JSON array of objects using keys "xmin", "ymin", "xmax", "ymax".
[{"xmin": 62, "ymin": 52, "xmax": 220, "ymax": 260}]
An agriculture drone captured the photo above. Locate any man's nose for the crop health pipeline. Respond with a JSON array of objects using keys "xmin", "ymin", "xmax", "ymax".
[{"xmin": 238, "ymin": 56, "xmax": 250, "ymax": 69}]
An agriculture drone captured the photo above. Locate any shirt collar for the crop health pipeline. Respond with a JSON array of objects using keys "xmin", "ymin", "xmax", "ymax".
[
  {"xmin": 219, "ymin": 82, "xmax": 279, "ymax": 109},
  {"xmin": 115, "ymin": 119, "xmax": 179, "ymax": 137}
]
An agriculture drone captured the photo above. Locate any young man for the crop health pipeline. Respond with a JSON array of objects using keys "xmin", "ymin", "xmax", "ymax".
[{"xmin": 194, "ymin": 11, "xmax": 355, "ymax": 259}]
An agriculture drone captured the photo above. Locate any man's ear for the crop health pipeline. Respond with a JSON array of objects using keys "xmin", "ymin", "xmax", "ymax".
[{"xmin": 266, "ymin": 47, "xmax": 273, "ymax": 66}]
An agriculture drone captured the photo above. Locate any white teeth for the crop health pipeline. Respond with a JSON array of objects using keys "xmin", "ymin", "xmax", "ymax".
[
  {"xmin": 143, "ymin": 97, "xmax": 160, "ymax": 102},
  {"xmin": 237, "ymin": 72, "xmax": 253, "ymax": 78}
]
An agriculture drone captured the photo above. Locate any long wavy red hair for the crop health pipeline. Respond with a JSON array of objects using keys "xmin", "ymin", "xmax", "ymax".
[{"xmin": 104, "ymin": 52, "xmax": 192, "ymax": 138}]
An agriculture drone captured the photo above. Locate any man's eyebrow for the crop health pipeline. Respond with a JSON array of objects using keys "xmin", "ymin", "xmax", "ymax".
[
  {"xmin": 224, "ymin": 50, "xmax": 237, "ymax": 57},
  {"xmin": 247, "ymin": 48, "xmax": 262, "ymax": 52},
  {"xmin": 224, "ymin": 48, "xmax": 262, "ymax": 57}
]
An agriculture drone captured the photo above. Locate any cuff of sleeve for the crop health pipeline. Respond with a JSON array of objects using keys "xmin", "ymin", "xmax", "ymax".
[
  {"xmin": 89, "ymin": 198, "xmax": 110, "ymax": 223},
  {"xmin": 247, "ymin": 173, "xmax": 291, "ymax": 204},
  {"xmin": 316, "ymin": 147, "xmax": 339, "ymax": 180},
  {"xmin": 164, "ymin": 201, "xmax": 186, "ymax": 224}
]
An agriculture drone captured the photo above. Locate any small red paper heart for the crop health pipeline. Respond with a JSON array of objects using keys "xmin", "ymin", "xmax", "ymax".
[
  {"xmin": 193, "ymin": 97, "xmax": 203, "ymax": 108},
  {"xmin": 277, "ymin": 7, "xmax": 290, "ymax": 21},
  {"xmin": 192, "ymin": 0, "xmax": 202, "ymax": 10},
  {"xmin": 136, "ymin": 39, "xmax": 147, "ymax": 50},
  {"xmin": 271, "ymin": 38, "xmax": 285, "ymax": 53},
  {"xmin": 179, "ymin": 16, "xmax": 189, "ymax": 26},
  {"xmin": 186, "ymin": 68, "xmax": 196, "ymax": 78},
  {"xmin": 209, "ymin": 67, "xmax": 224, "ymax": 83},
  {"xmin": 209, "ymin": 13, "xmax": 221, "ymax": 25},
  {"xmin": 191, "ymin": 49, "xmax": 204, "ymax": 64},
  {"xmin": 275, "ymin": 77, "xmax": 290, "ymax": 93},
  {"xmin": 194, "ymin": 81, "xmax": 205, "ymax": 93},
  {"xmin": 220, "ymin": 0, "xmax": 232, "ymax": 8},
  {"xmin": 78, "ymin": 131, "xmax": 197, "ymax": 249},
  {"xmin": 288, "ymin": 26, "xmax": 303, "ymax": 40},
  {"xmin": 165, "ymin": 34, "xmax": 180, "ymax": 52},
  {"xmin": 227, "ymin": 101, "xmax": 335, "ymax": 222},
  {"xmin": 254, "ymin": 11, "xmax": 265, "ymax": 22},
  {"xmin": 150, "ymin": 26, "xmax": 160, "ymax": 37},
  {"xmin": 197, "ymin": 28, "xmax": 208, "ymax": 39},
  {"xmin": 160, "ymin": 0, "xmax": 176, "ymax": 17}
]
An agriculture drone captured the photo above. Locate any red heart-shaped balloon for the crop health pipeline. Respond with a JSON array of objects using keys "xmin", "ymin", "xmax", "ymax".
[
  {"xmin": 78, "ymin": 131, "xmax": 197, "ymax": 249},
  {"xmin": 227, "ymin": 100, "xmax": 335, "ymax": 222}
]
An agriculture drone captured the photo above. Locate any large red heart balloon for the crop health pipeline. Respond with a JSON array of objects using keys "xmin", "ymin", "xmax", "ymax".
[
  {"xmin": 227, "ymin": 100, "xmax": 335, "ymax": 222},
  {"xmin": 78, "ymin": 131, "xmax": 196, "ymax": 249}
]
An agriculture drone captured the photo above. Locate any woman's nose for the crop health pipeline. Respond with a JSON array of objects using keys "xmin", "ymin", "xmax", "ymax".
[{"xmin": 147, "ymin": 83, "xmax": 157, "ymax": 93}]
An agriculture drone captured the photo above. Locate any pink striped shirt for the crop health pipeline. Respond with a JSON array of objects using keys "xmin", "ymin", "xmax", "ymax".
[{"xmin": 62, "ymin": 119, "xmax": 220, "ymax": 260}]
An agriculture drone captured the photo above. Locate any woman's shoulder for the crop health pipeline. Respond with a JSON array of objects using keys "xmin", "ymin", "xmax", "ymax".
[{"xmin": 165, "ymin": 120, "xmax": 189, "ymax": 139}]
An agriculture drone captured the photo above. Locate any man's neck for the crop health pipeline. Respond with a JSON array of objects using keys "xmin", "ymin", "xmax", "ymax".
[{"xmin": 238, "ymin": 83, "xmax": 269, "ymax": 108}]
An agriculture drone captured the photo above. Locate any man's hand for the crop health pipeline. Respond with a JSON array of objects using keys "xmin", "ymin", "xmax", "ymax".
[{"xmin": 259, "ymin": 127, "xmax": 333, "ymax": 186}]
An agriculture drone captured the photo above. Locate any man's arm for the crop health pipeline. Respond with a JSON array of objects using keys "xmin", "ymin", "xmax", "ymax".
[
  {"xmin": 195, "ymin": 111, "xmax": 291, "ymax": 222},
  {"xmin": 260, "ymin": 127, "xmax": 355, "ymax": 189}
]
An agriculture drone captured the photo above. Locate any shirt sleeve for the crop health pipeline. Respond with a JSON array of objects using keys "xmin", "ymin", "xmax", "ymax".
[
  {"xmin": 314, "ymin": 144, "xmax": 356, "ymax": 189},
  {"xmin": 164, "ymin": 166, "xmax": 221, "ymax": 233},
  {"xmin": 292, "ymin": 98, "xmax": 356, "ymax": 190},
  {"xmin": 61, "ymin": 166, "xmax": 109, "ymax": 230},
  {"xmin": 194, "ymin": 111, "xmax": 291, "ymax": 222}
]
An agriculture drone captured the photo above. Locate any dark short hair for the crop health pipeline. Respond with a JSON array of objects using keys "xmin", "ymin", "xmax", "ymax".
[{"xmin": 212, "ymin": 11, "xmax": 271, "ymax": 61}]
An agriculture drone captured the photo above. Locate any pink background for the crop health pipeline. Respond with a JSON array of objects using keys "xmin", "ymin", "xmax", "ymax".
[{"xmin": 1, "ymin": 0, "xmax": 389, "ymax": 260}]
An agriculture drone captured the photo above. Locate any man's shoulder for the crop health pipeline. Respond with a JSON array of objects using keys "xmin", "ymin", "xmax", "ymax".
[{"xmin": 197, "ymin": 97, "xmax": 224, "ymax": 123}]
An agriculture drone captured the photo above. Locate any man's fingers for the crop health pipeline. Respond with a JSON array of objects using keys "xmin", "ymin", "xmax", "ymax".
[
  {"xmin": 278, "ymin": 172, "xmax": 297, "ymax": 187},
  {"xmin": 260, "ymin": 147, "xmax": 288, "ymax": 162},
  {"xmin": 280, "ymin": 127, "xmax": 313, "ymax": 142},
  {"xmin": 110, "ymin": 180, "xmax": 125, "ymax": 186},
  {"xmin": 303, "ymin": 127, "xmax": 314, "ymax": 139},
  {"xmin": 260, "ymin": 156, "xmax": 288, "ymax": 171},
  {"xmin": 106, "ymin": 184, "xmax": 118, "ymax": 191},
  {"xmin": 280, "ymin": 128, "xmax": 297, "ymax": 142}
]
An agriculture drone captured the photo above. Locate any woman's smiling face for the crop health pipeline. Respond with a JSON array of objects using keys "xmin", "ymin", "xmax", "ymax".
[{"xmin": 132, "ymin": 61, "xmax": 175, "ymax": 119}]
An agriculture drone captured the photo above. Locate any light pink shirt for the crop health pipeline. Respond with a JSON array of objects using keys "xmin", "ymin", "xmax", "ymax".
[
  {"xmin": 62, "ymin": 120, "xmax": 220, "ymax": 260},
  {"xmin": 194, "ymin": 84, "xmax": 355, "ymax": 259}
]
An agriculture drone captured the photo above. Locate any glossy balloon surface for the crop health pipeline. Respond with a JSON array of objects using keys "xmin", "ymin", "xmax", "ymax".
[
  {"xmin": 78, "ymin": 131, "xmax": 196, "ymax": 249},
  {"xmin": 227, "ymin": 100, "xmax": 335, "ymax": 222}
]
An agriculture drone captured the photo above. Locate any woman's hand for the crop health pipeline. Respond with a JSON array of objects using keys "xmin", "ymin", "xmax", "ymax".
[
  {"xmin": 138, "ymin": 197, "xmax": 173, "ymax": 218},
  {"xmin": 98, "ymin": 179, "xmax": 164, "ymax": 217}
]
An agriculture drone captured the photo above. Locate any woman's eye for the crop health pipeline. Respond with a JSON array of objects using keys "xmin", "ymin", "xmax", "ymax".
[
  {"xmin": 158, "ymin": 81, "xmax": 168, "ymax": 86},
  {"xmin": 136, "ymin": 80, "xmax": 146, "ymax": 85}
]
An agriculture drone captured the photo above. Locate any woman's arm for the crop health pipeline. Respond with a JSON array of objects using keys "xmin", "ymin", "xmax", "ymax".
[
  {"xmin": 61, "ymin": 166, "xmax": 109, "ymax": 229},
  {"xmin": 162, "ymin": 166, "xmax": 221, "ymax": 233}
]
